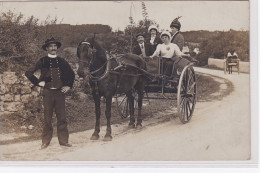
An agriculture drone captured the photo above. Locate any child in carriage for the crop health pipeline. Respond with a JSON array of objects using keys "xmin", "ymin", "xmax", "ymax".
[{"xmin": 149, "ymin": 30, "xmax": 183, "ymax": 76}]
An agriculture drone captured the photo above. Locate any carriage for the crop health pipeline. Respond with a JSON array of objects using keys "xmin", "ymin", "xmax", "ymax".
[
  {"xmin": 114, "ymin": 55, "xmax": 197, "ymax": 124},
  {"xmin": 77, "ymin": 38, "xmax": 197, "ymax": 140},
  {"xmin": 224, "ymin": 55, "xmax": 240, "ymax": 74}
]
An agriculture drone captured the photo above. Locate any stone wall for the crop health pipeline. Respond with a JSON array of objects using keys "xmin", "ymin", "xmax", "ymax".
[
  {"xmin": 0, "ymin": 71, "xmax": 42, "ymax": 116},
  {"xmin": 0, "ymin": 63, "xmax": 85, "ymax": 117}
]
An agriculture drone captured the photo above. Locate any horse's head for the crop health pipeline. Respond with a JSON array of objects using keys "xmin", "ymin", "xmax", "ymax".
[{"xmin": 77, "ymin": 38, "xmax": 95, "ymax": 77}]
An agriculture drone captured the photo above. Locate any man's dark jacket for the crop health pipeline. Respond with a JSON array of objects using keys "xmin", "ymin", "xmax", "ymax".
[
  {"xmin": 25, "ymin": 56, "xmax": 75, "ymax": 88},
  {"xmin": 132, "ymin": 42, "xmax": 152, "ymax": 57}
]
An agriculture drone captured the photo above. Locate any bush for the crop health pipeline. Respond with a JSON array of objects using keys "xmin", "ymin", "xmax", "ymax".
[
  {"xmin": 196, "ymin": 30, "xmax": 249, "ymax": 66},
  {"xmin": 0, "ymin": 11, "xmax": 48, "ymax": 74}
]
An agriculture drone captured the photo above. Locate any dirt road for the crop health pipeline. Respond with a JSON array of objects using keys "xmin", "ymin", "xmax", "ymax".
[{"xmin": 0, "ymin": 67, "xmax": 250, "ymax": 161}]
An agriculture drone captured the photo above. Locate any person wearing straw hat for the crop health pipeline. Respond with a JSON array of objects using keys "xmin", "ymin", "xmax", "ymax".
[
  {"xmin": 133, "ymin": 33, "xmax": 152, "ymax": 57},
  {"xmin": 25, "ymin": 37, "xmax": 75, "ymax": 149},
  {"xmin": 170, "ymin": 16, "xmax": 185, "ymax": 51},
  {"xmin": 150, "ymin": 31, "xmax": 183, "ymax": 76},
  {"xmin": 147, "ymin": 25, "xmax": 161, "ymax": 54}
]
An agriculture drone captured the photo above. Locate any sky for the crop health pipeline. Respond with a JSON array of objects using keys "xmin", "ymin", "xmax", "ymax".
[{"xmin": 0, "ymin": 1, "xmax": 250, "ymax": 32}]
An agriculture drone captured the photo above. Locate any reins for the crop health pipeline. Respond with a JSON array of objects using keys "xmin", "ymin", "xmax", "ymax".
[{"xmin": 78, "ymin": 41, "xmax": 149, "ymax": 82}]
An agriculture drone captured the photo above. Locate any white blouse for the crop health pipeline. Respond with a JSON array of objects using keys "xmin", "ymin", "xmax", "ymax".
[
  {"xmin": 150, "ymin": 36, "xmax": 156, "ymax": 45},
  {"xmin": 151, "ymin": 43, "xmax": 183, "ymax": 59}
]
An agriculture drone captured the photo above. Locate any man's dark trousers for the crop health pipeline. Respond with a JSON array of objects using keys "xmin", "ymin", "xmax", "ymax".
[{"xmin": 42, "ymin": 88, "xmax": 69, "ymax": 145}]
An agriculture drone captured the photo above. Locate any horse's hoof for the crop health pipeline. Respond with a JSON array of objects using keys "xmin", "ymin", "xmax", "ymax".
[
  {"xmin": 136, "ymin": 123, "xmax": 143, "ymax": 130},
  {"xmin": 128, "ymin": 123, "xmax": 136, "ymax": 129},
  {"xmin": 90, "ymin": 134, "xmax": 99, "ymax": 140},
  {"xmin": 103, "ymin": 135, "xmax": 112, "ymax": 141}
]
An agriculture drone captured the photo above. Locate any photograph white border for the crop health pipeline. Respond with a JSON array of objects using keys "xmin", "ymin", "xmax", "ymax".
[{"xmin": 0, "ymin": 0, "xmax": 258, "ymax": 170}]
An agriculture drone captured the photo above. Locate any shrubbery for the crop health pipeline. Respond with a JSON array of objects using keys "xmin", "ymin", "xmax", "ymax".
[
  {"xmin": 0, "ymin": 10, "xmax": 249, "ymax": 72},
  {"xmin": 195, "ymin": 30, "xmax": 249, "ymax": 66}
]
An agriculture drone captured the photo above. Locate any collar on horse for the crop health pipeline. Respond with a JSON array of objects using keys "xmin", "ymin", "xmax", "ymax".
[{"xmin": 86, "ymin": 51, "xmax": 112, "ymax": 82}]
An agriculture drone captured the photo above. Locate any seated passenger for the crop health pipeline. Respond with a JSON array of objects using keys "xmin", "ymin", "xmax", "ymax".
[
  {"xmin": 170, "ymin": 16, "xmax": 184, "ymax": 51},
  {"xmin": 150, "ymin": 31, "xmax": 183, "ymax": 76},
  {"xmin": 147, "ymin": 25, "xmax": 162, "ymax": 55},
  {"xmin": 133, "ymin": 33, "xmax": 152, "ymax": 57}
]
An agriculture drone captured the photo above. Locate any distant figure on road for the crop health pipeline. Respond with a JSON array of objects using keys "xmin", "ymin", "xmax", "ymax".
[
  {"xmin": 170, "ymin": 16, "xmax": 185, "ymax": 51},
  {"xmin": 25, "ymin": 37, "xmax": 75, "ymax": 149},
  {"xmin": 226, "ymin": 49, "xmax": 239, "ymax": 74},
  {"xmin": 227, "ymin": 50, "xmax": 238, "ymax": 60}
]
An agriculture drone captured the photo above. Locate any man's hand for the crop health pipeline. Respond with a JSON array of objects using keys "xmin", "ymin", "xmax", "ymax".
[
  {"xmin": 38, "ymin": 81, "xmax": 45, "ymax": 87},
  {"xmin": 61, "ymin": 86, "xmax": 70, "ymax": 93}
]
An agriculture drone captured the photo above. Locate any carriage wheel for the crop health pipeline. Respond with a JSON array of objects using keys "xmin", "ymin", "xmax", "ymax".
[
  {"xmin": 177, "ymin": 65, "xmax": 197, "ymax": 124},
  {"xmin": 115, "ymin": 91, "xmax": 137, "ymax": 119}
]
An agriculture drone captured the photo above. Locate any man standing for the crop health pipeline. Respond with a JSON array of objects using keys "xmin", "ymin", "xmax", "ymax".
[
  {"xmin": 170, "ymin": 16, "xmax": 185, "ymax": 52},
  {"xmin": 133, "ymin": 33, "xmax": 152, "ymax": 57},
  {"xmin": 25, "ymin": 37, "xmax": 75, "ymax": 149}
]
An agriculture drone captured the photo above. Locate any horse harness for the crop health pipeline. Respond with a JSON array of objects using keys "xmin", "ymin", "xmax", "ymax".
[{"xmin": 78, "ymin": 41, "xmax": 144, "ymax": 96}]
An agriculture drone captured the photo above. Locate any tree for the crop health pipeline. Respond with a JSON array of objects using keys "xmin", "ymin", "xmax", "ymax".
[{"xmin": 123, "ymin": 1, "xmax": 159, "ymax": 53}]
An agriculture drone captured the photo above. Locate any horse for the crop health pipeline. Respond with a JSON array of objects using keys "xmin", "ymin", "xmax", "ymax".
[{"xmin": 77, "ymin": 37, "xmax": 147, "ymax": 141}]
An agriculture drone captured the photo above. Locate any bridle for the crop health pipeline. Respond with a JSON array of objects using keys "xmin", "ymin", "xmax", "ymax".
[
  {"xmin": 78, "ymin": 41, "xmax": 95, "ymax": 64},
  {"xmin": 78, "ymin": 41, "xmax": 110, "ymax": 81}
]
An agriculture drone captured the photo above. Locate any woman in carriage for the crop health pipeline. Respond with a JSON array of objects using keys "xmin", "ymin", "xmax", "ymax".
[
  {"xmin": 170, "ymin": 16, "xmax": 185, "ymax": 52},
  {"xmin": 147, "ymin": 25, "xmax": 162, "ymax": 55},
  {"xmin": 149, "ymin": 30, "xmax": 183, "ymax": 77}
]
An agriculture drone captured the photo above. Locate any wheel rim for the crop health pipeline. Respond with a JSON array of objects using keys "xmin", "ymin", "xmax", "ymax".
[{"xmin": 177, "ymin": 65, "xmax": 196, "ymax": 124}]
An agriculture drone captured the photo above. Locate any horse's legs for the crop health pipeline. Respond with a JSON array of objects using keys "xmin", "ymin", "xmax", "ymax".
[
  {"xmin": 104, "ymin": 96, "xmax": 113, "ymax": 141},
  {"xmin": 126, "ymin": 91, "xmax": 135, "ymax": 128},
  {"xmin": 136, "ymin": 81, "xmax": 145, "ymax": 128},
  {"xmin": 90, "ymin": 95, "xmax": 101, "ymax": 140}
]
